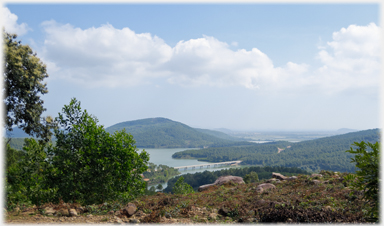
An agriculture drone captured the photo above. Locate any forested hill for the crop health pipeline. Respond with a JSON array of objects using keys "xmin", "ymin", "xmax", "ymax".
[
  {"xmin": 105, "ymin": 117, "xmax": 246, "ymax": 148},
  {"xmin": 172, "ymin": 129, "xmax": 380, "ymax": 173}
]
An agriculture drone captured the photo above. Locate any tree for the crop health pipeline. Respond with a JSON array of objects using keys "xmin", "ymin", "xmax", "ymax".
[
  {"xmin": 6, "ymin": 138, "xmax": 57, "ymax": 207},
  {"xmin": 3, "ymin": 31, "xmax": 52, "ymax": 141},
  {"xmin": 156, "ymin": 184, "xmax": 163, "ymax": 191},
  {"xmin": 346, "ymin": 141, "xmax": 379, "ymax": 222},
  {"xmin": 172, "ymin": 176, "xmax": 194, "ymax": 195},
  {"xmin": 48, "ymin": 98, "xmax": 149, "ymax": 204},
  {"xmin": 243, "ymin": 171, "xmax": 259, "ymax": 184}
]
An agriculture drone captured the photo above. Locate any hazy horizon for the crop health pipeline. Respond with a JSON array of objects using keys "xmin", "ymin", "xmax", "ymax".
[{"xmin": 2, "ymin": 4, "xmax": 380, "ymax": 131}]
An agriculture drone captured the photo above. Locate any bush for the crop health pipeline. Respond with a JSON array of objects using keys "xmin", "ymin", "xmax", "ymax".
[
  {"xmin": 243, "ymin": 171, "xmax": 259, "ymax": 184},
  {"xmin": 346, "ymin": 141, "xmax": 379, "ymax": 222},
  {"xmin": 48, "ymin": 98, "xmax": 149, "ymax": 204},
  {"xmin": 172, "ymin": 176, "xmax": 194, "ymax": 195}
]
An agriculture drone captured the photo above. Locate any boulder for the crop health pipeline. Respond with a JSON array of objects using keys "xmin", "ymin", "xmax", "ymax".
[
  {"xmin": 256, "ymin": 183, "xmax": 276, "ymax": 193},
  {"xmin": 122, "ymin": 203, "xmax": 137, "ymax": 217},
  {"xmin": 58, "ymin": 208, "xmax": 70, "ymax": 217},
  {"xmin": 198, "ymin": 184, "xmax": 215, "ymax": 192},
  {"xmin": 44, "ymin": 207, "xmax": 56, "ymax": 215},
  {"xmin": 311, "ymin": 174, "xmax": 323, "ymax": 178},
  {"xmin": 286, "ymin": 176, "xmax": 298, "ymax": 181},
  {"xmin": 311, "ymin": 180, "xmax": 321, "ymax": 185},
  {"xmin": 272, "ymin": 172, "xmax": 287, "ymax": 180},
  {"xmin": 69, "ymin": 209, "xmax": 77, "ymax": 217},
  {"xmin": 215, "ymin": 175, "xmax": 245, "ymax": 186},
  {"xmin": 265, "ymin": 178, "xmax": 277, "ymax": 183},
  {"xmin": 198, "ymin": 175, "xmax": 244, "ymax": 192}
]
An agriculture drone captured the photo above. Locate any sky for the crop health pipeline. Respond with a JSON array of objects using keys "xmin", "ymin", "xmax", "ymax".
[{"xmin": 1, "ymin": 3, "xmax": 381, "ymax": 131}]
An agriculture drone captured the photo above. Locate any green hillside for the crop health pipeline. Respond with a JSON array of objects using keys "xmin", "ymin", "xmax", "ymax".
[
  {"xmin": 172, "ymin": 128, "xmax": 380, "ymax": 173},
  {"xmin": 194, "ymin": 128, "xmax": 245, "ymax": 141},
  {"xmin": 105, "ymin": 117, "xmax": 243, "ymax": 148}
]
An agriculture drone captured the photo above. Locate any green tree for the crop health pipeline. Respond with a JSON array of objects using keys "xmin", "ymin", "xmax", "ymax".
[
  {"xmin": 3, "ymin": 31, "xmax": 53, "ymax": 141},
  {"xmin": 243, "ymin": 171, "xmax": 259, "ymax": 184},
  {"xmin": 346, "ymin": 141, "xmax": 379, "ymax": 222},
  {"xmin": 6, "ymin": 138, "xmax": 57, "ymax": 207},
  {"xmin": 156, "ymin": 184, "xmax": 163, "ymax": 191},
  {"xmin": 172, "ymin": 176, "xmax": 194, "ymax": 195},
  {"xmin": 48, "ymin": 98, "xmax": 149, "ymax": 204}
]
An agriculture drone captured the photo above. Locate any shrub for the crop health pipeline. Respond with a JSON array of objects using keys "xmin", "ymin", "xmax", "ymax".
[
  {"xmin": 346, "ymin": 141, "xmax": 379, "ymax": 222},
  {"xmin": 172, "ymin": 176, "xmax": 194, "ymax": 195}
]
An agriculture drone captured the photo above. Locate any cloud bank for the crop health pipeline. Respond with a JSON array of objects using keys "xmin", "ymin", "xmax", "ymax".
[
  {"xmin": 37, "ymin": 15, "xmax": 380, "ymax": 94},
  {"xmin": 2, "ymin": 7, "xmax": 30, "ymax": 36}
]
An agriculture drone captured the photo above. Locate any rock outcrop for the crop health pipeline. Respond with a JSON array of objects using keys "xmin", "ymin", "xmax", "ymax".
[
  {"xmin": 272, "ymin": 172, "xmax": 287, "ymax": 180},
  {"xmin": 198, "ymin": 175, "xmax": 244, "ymax": 192},
  {"xmin": 256, "ymin": 183, "xmax": 276, "ymax": 193},
  {"xmin": 122, "ymin": 203, "xmax": 137, "ymax": 217}
]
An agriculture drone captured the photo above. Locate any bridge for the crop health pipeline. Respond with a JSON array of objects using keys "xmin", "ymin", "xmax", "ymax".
[{"xmin": 173, "ymin": 161, "xmax": 242, "ymax": 171}]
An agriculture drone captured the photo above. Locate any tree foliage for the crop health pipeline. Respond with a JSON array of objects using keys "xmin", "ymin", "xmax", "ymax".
[
  {"xmin": 243, "ymin": 171, "xmax": 259, "ymax": 184},
  {"xmin": 48, "ymin": 98, "xmax": 149, "ymax": 204},
  {"xmin": 164, "ymin": 165, "xmax": 308, "ymax": 193},
  {"xmin": 172, "ymin": 129, "xmax": 380, "ymax": 173},
  {"xmin": 3, "ymin": 31, "xmax": 53, "ymax": 141},
  {"xmin": 346, "ymin": 141, "xmax": 379, "ymax": 222},
  {"xmin": 172, "ymin": 176, "xmax": 194, "ymax": 195},
  {"xmin": 6, "ymin": 98, "xmax": 150, "ymax": 206}
]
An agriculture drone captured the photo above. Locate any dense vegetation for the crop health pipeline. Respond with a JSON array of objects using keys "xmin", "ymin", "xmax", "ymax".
[
  {"xmin": 105, "ymin": 117, "xmax": 248, "ymax": 148},
  {"xmin": 143, "ymin": 163, "xmax": 180, "ymax": 185},
  {"xmin": 4, "ymin": 32, "xmax": 54, "ymax": 142},
  {"xmin": 345, "ymin": 141, "xmax": 379, "ymax": 222},
  {"xmin": 163, "ymin": 165, "xmax": 309, "ymax": 193},
  {"xmin": 6, "ymin": 99, "xmax": 149, "ymax": 207},
  {"xmin": 172, "ymin": 129, "xmax": 380, "ymax": 173}
]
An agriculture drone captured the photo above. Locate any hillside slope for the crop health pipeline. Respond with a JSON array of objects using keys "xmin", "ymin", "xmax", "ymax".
[
  {"xmin": 105, "ymin": 117, "xmax": 241, "ymax": 148},
  {"xmin": 172, "ymin": 128, "xmax": 380, "ymax": 172}
]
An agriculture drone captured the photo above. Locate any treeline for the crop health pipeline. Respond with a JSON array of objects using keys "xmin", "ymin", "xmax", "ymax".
[
  {"xmin": 172, "ymin": 129, "xmax": 380, "ymax": 173},
  {"xmin": 143, "ymin": 163, "xmax": 180, "ymax": 185},
  {"xmin": 163, "ymin": 165, "xmax": 309, "ymax": 193}
]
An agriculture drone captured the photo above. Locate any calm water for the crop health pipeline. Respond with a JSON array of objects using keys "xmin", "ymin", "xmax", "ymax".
[
  {"xmin": 139, "ymin": 148, "xmax": 213, "ymax": 167},
  {"xmin": 139, "ymin": 148, "xmax": 239, "ymax": 190}
]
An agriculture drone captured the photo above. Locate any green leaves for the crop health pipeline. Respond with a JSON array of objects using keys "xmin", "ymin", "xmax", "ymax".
[
  {"xmin": 6, "ymin": 98, "xmax": 150, "ymax": 207},
  {"xmin": 3, "ymin": 31, "xmax": 53, "ymax": 142},
  {"xmin": 243, "ymin": 171, "xmax": 259, "ymax": 184},
  {"xmin": 172, "ymin": 176, "xmax": 195, "ymax": 195},
  {"xmin": 50, "ymin": 98, "xmax": 149, "ymax": 205},
  {"xmin": 346, "ymin": 141, "xmax": 379, "ymax": 222}
]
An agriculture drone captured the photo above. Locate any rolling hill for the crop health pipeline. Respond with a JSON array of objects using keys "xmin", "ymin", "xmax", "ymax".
[
  {"xmin": 172, "ymin": 128, "xmax": 380, "ymax": 172},
  {"xmin": 105, "ymin": 117, "xmax": 244, "ymax": 148}
]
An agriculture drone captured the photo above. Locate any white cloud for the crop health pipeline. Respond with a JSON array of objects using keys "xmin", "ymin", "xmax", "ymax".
[
  {"xmin": 41, "ymin": 20, "xmax": 172, "ymax": 87},
  {"xmin": 1, "ymin": 7, "xmax": 29, "ymax": 36},
  {"xmin": 40, "ymin": 20, "xmax": 380, "ymax": 95},
  {"xmin": 314, "ymin": 23, "xmax": 380, "ymax": 94}
]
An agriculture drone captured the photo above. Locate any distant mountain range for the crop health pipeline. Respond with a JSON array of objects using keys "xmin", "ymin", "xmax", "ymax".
[{"xmin": 3, "ymin": 117, "xmax": 365, "ymax": 150}]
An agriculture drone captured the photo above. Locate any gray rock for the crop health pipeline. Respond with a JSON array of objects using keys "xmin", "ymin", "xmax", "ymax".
[
  {"xmin": 69, "ymin": 209, "xmax": 77, "ymax": 217},
  {"xmin": 198, "ymin": 175, "xmax": 245, "ymax": 192},
  {"xmin": 256, "ymin": 183, "xmax": 276, "ymax": 192},
  {"xmin": 286, "ymin": 176, "xmax": 298, "ymax": 181},
  {"xmin": 44, "ymin": 207, "xmax": 56, "ymax": 215},
  {"xmin": 129, "ymin": 218, "xmax": 140, "ymax": 223},
  {"xmin": 122, "ymin": 203, "xmax": 137, "ymax": 217},
  {"xmin": 58, "ymin": 209, "xmax": 70, "ymax": 217},
  {"xmin": 272, "ymin": 172, "xmax": 287, "ymax": 180}
]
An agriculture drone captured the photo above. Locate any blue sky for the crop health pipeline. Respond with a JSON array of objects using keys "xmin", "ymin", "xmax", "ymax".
[{"xmin": 2, "ymin": 3, "xmax": 381, "ymax": 131}]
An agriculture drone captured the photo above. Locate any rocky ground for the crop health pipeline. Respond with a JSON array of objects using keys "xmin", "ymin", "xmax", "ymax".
[{"xmin": 5, "ymin": 171, "xmax": 368, "ymax": 224}]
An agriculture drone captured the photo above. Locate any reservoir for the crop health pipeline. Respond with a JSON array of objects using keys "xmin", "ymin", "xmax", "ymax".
[{"xmin": 139, "ymin": 148, "xmax": 239, "ymax": 190}]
